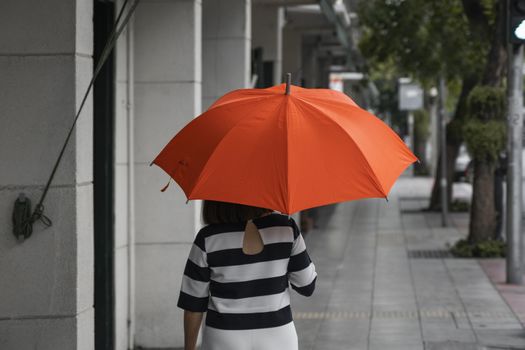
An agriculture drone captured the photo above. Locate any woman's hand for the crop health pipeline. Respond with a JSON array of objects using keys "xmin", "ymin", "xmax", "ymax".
[{"xmin": 184, "ymin": 310, "xmax": 204, "ymax": 350}]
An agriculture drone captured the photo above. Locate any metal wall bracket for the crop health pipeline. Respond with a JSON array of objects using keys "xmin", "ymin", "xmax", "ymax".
[
  {"xmin": 11, "ymin": 193, "xmax": 52, "ymax": 243},
  {"xmin": 12, "ymin": 193, "xmax": 32, "ymax": 242}
]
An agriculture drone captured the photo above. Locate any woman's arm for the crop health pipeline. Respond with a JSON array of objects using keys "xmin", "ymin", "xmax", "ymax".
[
  {"xmin": 184, "ymin": 310, "xmax": 204, "ymax": 350},
  {"xmin": 288, "ymin": 220, "xmax": 317, "ymax": 297},
  {"xmin": 178, "ymin": 230, "xmax": 210, "ymax": 349}
]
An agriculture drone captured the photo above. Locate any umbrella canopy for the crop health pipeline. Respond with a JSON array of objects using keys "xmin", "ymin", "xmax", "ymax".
[{"xmin": 151, "ymin": 83, "xmax": 417, "ymax": 215}]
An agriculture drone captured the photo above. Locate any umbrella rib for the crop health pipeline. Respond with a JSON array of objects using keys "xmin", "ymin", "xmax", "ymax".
[
  {"xmin": 295, "ymin": 94, "xmax": 369, "ymax": 116},
  {"xmin": 206, "ymin": 89, "xmax": 280, "ymax": 112},
  {"xmin": 282, "ymin": 98, "xmax": 292, "ymax": 214},
  {"xmin": 293, "ymin": 98, "xmax": 388, "ymax": 197},
  {"xmin": 294, "ymin": 92, "xmax": 359, "ymax": 109}
]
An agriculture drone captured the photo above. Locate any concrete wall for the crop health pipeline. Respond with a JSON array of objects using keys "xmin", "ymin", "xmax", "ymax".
[
  {"xmin": 202, "ymin": 0, "xmax": 251, "ymax": 110},
  {"xmin": 0, "ymin": 0, "xmax": 94, "ymax": 349},
  {"xmin": 132, "ymin": 0, "xmax": 202, "ymax": 347}
]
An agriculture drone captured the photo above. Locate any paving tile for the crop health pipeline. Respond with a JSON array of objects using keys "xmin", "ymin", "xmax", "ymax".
[{"xmin": 424, "ymin": 341, "xmax": 479, "ymax": 350}]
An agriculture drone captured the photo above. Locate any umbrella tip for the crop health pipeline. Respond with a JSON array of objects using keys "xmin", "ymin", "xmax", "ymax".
[
  {"xmin": 160, "ymin": 178, "xmax": 172, "ymax": 192},
  {"xmin": 285, "ymin": 73, "xmax": 291, "ymax": 95}
]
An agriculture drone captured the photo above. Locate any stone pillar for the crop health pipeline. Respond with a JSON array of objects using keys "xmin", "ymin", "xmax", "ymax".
[
  {"xmin": 302, "ymin": 39, "xmax": 319, "ymax": 88},
  {"xmin": 202, "ymin": 0, "xmax": 251, "ymax": 110},
  {"xmin": 114, "ymin": 0, "xmax": 134, "ymax": 348},
  {"xmin": 0, "ymin": 1, "xmax": 94, "ymax": 349},
  {"xmin": 282, "ymin": 26, "xmax": 303, "ymax": 85},
  {"xmin": 316, "ymin": 55, "xmax": 330, "ymax": 88},
  {"xmin": 133, "ymin": 0, "xmax": 202, "ymax": 347},
  {"xmin": 252, "ymin": 4, "xmax": 284, "ymax": 86}
]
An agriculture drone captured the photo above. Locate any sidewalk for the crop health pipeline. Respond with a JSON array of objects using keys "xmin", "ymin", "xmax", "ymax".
[{"xmin": 292, "ymin": 177, "xmax": 525, "ymax": 350}]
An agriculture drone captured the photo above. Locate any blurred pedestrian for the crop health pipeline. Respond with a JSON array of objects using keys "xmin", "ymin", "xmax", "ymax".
[{"xmin": 177, "ymin": 200, "xmax": 317, "ymax": 350}]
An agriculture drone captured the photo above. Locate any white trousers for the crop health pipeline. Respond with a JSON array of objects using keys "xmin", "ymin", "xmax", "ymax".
[{"xmin": 200, "ymin": 321, "xmax": 298, "ymax": 350}]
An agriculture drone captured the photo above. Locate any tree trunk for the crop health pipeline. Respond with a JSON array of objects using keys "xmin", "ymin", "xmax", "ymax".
[
  {"xmin": 466, "ymin": 0, "xmax": 506, "ymax": 242},
  {"xmin": 414, "ymin": 124, "xmax": 428, "ymax": 175},
  {"xmin": 481, "ymin": 0, "xmax": 507, "ymax": 87},
  {"xmin": 428, "ymin": 76, "xmax": 476, "ymax": 210},
  {"xmin": 468, "ymin": 160, "xmax": 497, "ymax": 242}
]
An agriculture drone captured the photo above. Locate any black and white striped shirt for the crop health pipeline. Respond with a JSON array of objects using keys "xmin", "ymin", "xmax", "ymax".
[{"xmin": 177, "ymin": 213, "xmax": 317, "ymax": 330}]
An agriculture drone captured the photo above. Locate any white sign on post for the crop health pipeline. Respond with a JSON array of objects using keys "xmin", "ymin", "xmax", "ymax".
[{"xmin": 399, "ymin": 83, "xmax": 423, "ymax": 111}]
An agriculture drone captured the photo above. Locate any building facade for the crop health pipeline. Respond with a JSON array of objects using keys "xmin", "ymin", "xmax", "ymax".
[{"xmin": 0, "ymin": 0, "xmax": 354, "ymax": 348}]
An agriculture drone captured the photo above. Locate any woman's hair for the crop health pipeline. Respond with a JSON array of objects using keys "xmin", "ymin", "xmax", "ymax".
[{"xmin": 202, "ymin": 200, "xmax": 272, "ymax": 225}]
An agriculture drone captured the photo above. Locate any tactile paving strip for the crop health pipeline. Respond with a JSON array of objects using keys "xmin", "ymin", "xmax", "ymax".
[
  {"xmin": 407, "ymin": 249, "xmax": 453, "ymax": 259},
  {"xmin": 293, "ymin": 310, "xmax": 514, "ymax": 320}
]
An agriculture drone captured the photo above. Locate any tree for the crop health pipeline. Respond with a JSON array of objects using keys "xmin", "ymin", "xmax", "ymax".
[
  {"xmin": 463, "ymin": 86, "xmax": 506, "ymax": 242},
  {"xmin": 357, "ymin": 0, "xmax": 497, "ymax": 210},
  {"xmin": 358, "ymin": 0, "xmax": 485, "ymax": 83},
  {"xmin": 461, "ymin": 0, "xmax": 507, "ymax": 244}
]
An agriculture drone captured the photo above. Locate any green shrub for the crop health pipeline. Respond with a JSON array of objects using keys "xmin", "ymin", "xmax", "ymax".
[
  {"xmin": 450, "ymin": 238, "xmax": 506, "ymax": 258},
  {"xmin": 463, "ymin": 120, "xmax": 506, "ymax": 162},
  {"xmin": 466, "ymin": 85, "xmax": 506, "ymax": 122},
  {"xmin": 450, "ymin": 200, "xmax": 469, "ymax": 212},
  {"xmin": 474, "ymin": 240, "xmax": 506, "ymax": 258},
  {"xmin": 463, "ymin": 85, "xmax": 506, "ymax": 163},
  {"xmin": 451, "ymin": 239, "xmax": 474, "ymax": 257}
]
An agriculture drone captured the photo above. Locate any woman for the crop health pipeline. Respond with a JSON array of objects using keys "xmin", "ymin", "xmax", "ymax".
[{"xmin": 177, "ymin": 200, "xmax": 317, "ymax": 350}]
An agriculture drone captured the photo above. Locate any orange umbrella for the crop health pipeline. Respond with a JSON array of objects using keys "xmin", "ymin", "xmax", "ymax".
[{"xmin": 151, "ymin": 81, "xmax": 417, "ymax": 215}]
